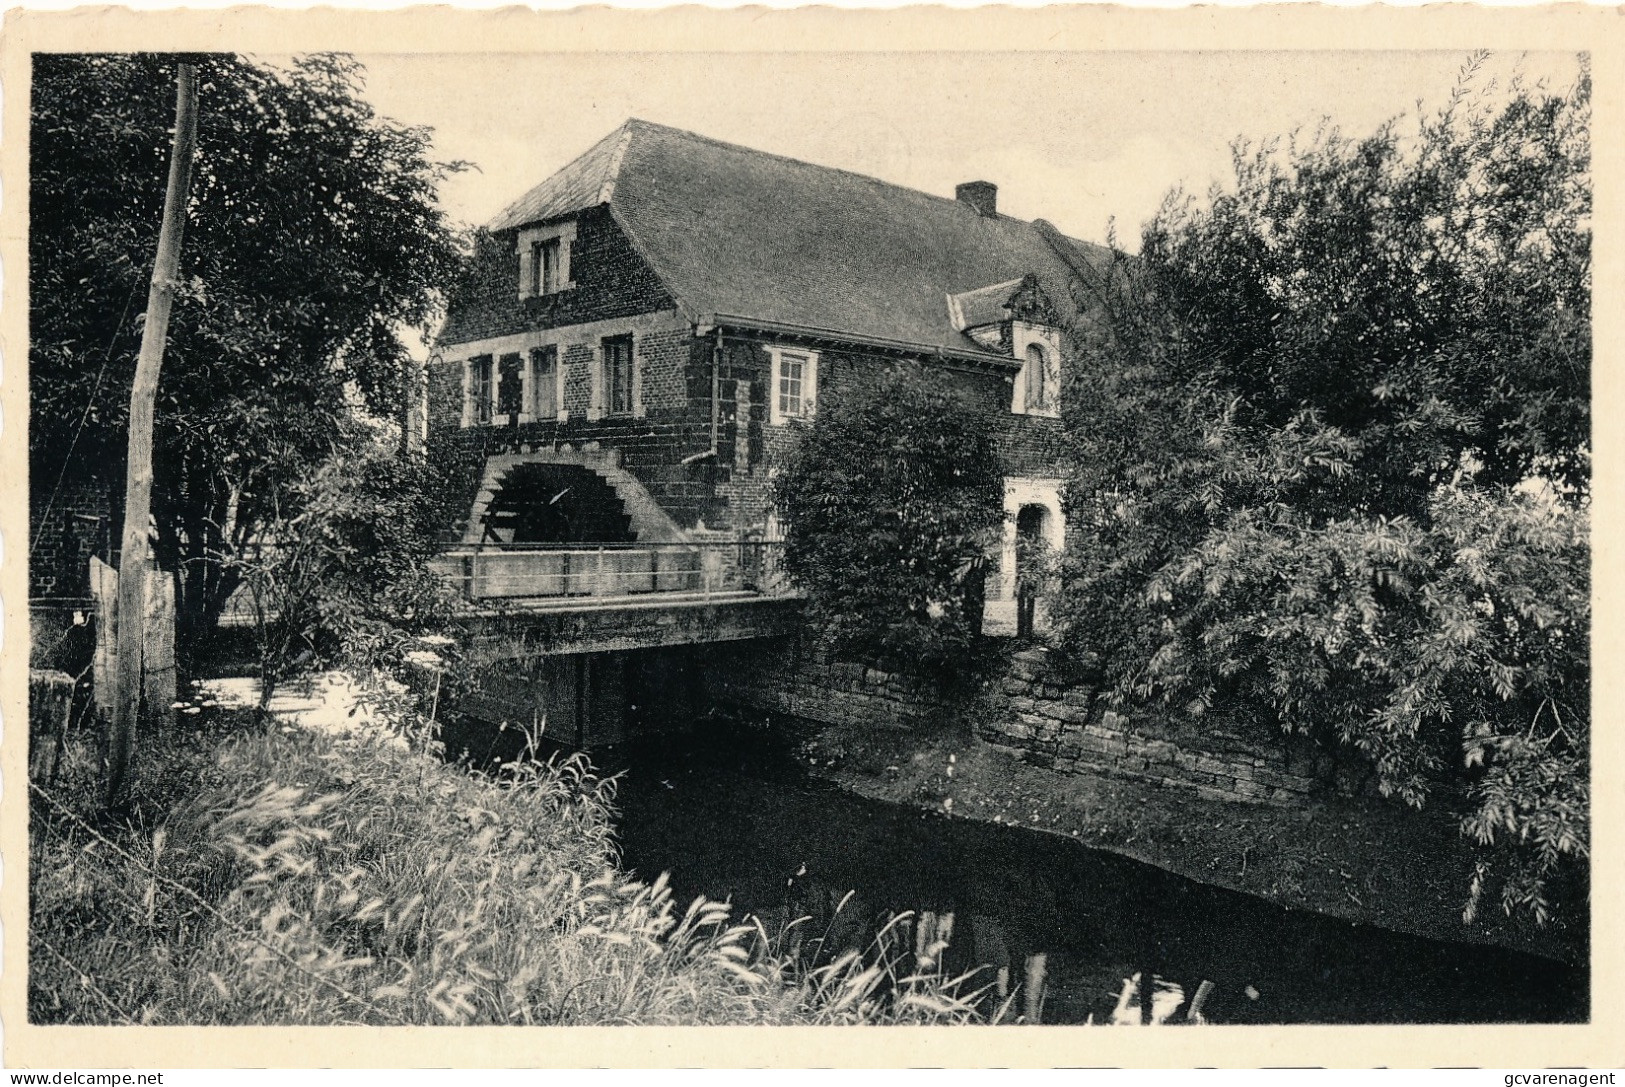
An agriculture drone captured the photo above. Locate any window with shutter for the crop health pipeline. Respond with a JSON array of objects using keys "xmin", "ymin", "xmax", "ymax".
[
  {"xmin": 471, "ymin": 355, "xmax": 494, "ymax": 425},
  {"xmin": 531, "ymin": 345, "xmax": 558, "ymax": 419},
  {"xmin": 604, "ymin": 335, "xmax": 634, "ymax": 416},
  {"xmin": 1024, "ymin": 344, "xmax": 1051, "ymax": 413},
  {"xmin": 497, "ymin": 353, "xmax": 524, "ymax": 420}
]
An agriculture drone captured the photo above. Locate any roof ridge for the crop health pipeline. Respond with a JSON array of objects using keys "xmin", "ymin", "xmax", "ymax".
[
  {"xmin": 1032, "ymin": 218, "xmax": 1113, "ymax": 278},
  {"xmin": 596, "ymin": 122, "xmax": 638, "ymax": 205},
  {"xmin": 617, "ymin": 117, "xmax": 1041, "ymax": 228},
  {"xmin": 486, "ymin": 120, "xmax": 638, "ymax": 231}
]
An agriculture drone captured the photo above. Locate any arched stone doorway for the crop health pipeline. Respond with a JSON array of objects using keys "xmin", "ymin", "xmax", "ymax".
[
  {"xmin": 1014, "ymin": 503, "xmax": 1052, "ymax": 638},
  {"xmin": 984, "ymin": 477, "xmax": 1065, "ymax": 637}
]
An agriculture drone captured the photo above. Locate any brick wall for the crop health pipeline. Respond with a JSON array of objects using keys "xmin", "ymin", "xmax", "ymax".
[
  {"xmin": 432, "ymin": 306, "xmax": 718, "ymax": 533},
  {"xmin": 707, "ymin": 640, "xmax": 1331, "ymax": 807},
  {"xmin": 639, "ymin": 328, "xmax": 690, "ymax": 411},
  {"xmin": 563, "ymin": 344, "xmax": 594, "ymax": 417},
  {"xmin": 994, "ymin": 414, "xmax": 1067, "ymax": 479},
  {"xmin": 429, "ymin": 412, "xmax": 714, "ymax": 535},
  {"xmin": 29, "ymin": 479, "xmax": 114, "ymax": 598},
  {"xmin": 706, "ymin": 338, "xmax": 769, "ymax": 531}
]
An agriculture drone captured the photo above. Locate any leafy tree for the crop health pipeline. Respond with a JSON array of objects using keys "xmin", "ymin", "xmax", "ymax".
[
  {"xmin": 774, "ymin": 367, "xmax": 1004, "ymax": 677},
  {"xmin": 230, "ymin": 419, "xmax": 460, "ymax": 705},
  {"xmin": 1057, "ymin": 58, "xmax": 1590, "ymax": 927},
  {"xmin": 29, "ymin": 52, "xmax": 466, "ymax": 672}
]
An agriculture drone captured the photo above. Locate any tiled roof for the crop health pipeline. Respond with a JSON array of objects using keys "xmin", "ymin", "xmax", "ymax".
[{"xmin": 488, "ymin": 119, "xmax": 1112, "ymax": 358}]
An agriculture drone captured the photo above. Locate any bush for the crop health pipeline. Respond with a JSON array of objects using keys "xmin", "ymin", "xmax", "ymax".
[
  {"xmin": 1054, "ymin": 59, "xmax": 1590, "ymax": 926},
  {"xmin": 1124, "ymin": 484, "xmax": 1586, "ymax": 921},
  {"xmin": 774, "ymin": 367, "xmax": 1004, "ymax": 678},
  {"xmin": 229, "ymin": 420, "xmax": 459, "ymax": 705}
]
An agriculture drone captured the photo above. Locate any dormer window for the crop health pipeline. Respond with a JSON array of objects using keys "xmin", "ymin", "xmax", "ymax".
[
  {"xmin": 1012, "ymin": 322, "xmax": 1061, "ymax": 418},
  {"xmin": 949, "ymin": 276, "xmax": 1064, "ymax": 413},
  {"xmin": 1024, "ymin": 344, "xmax": 1053, "ymax": 413},
  {"xmin": 532, "ymin": 238, "xmax": 560, "ymax": 295},
  {"xmin": 517, "ymin": 221, "xmax": 576, "ymax": 299}
]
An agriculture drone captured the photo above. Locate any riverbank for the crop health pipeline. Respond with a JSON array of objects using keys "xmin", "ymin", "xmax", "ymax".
[
  {"xmin": 785, "ymin": 715, "xmax": 1583, "ymax": 966},
  {"xmin": 27, "ymin": 674, "xmax": 982, "ymax": 1026}
]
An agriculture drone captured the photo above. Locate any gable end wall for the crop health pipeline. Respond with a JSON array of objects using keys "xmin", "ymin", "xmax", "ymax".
[{"xmin": 441, "ymin": 204, "xmax": 677, "ymax": 346}]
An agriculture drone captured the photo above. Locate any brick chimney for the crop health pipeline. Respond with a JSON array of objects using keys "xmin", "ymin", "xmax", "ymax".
[{"xmin": 956, "ymin": 180, "xmax": 997, "ymax": 218}]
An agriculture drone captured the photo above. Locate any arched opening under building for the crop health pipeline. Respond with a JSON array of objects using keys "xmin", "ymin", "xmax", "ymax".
[{"xmin": 481, "ymin": 462, "xmax": 636, "ymax": 544}]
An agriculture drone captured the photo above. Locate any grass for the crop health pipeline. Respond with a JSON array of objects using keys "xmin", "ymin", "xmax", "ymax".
[{"xmin": 29, "ymin": 694, "xmax": 1000, "ymax": 1026}]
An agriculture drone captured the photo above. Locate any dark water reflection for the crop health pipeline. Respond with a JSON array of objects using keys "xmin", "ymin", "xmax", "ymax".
[{"xmin": 594, "ymin": 728, "xmax": 1585, "ymax": 1026}]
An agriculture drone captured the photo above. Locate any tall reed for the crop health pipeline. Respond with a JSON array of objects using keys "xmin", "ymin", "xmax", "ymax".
[{"xmin": 30, "ymin": 707, "xmax": 990, "ymax": 1026}]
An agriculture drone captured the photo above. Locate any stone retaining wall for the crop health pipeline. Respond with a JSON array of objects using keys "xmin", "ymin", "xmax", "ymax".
[
  {"xmin": 708, "ymin": 640, "xmax": 1333, "ymax": 807},
  {"xmin": 704, "ymin": 638, "xmax": 956, "ymax": 732},
  {"xmin": 985, "ymin": 649, "xmax": 1321, "ymax": 806}
]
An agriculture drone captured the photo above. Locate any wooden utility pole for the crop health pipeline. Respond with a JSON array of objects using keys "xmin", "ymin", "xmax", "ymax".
[{"xmin": 107, "ymin": 63, "xmax": 199, "ymax": 805}]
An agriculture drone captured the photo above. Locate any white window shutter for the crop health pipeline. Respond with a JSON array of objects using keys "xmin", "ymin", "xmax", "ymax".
[
  {"xmin": 632, "ymin": 335, "xmax": 644, "ymax": 418},
  {"xmin": 555, "ymin": 351, "xmax": 567, "ymax": 420},
  {"xmin": 768, "ymin": 348, "xmax": 782, "ymax": 426},
  {"xmin": 588, "ymin": 344, "xmax": 604, "ymax": 420},
  {"xmin": 517, "ymin": 243, "xmax": 533, "ymax": 300}
]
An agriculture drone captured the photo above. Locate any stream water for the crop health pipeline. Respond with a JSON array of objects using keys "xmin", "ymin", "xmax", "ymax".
[{"xmin": 592, "ymin": 727, "xmax": 1585, "ymax": 1026}]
